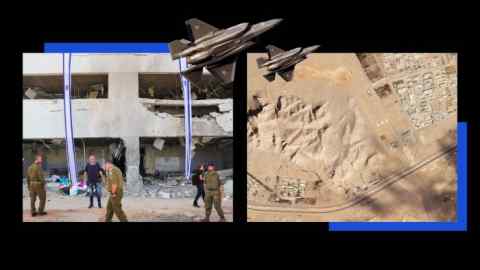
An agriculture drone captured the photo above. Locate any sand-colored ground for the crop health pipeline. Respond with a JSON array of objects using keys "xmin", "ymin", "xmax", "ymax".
[
  {"xmin": 247, "ymin": 53, "xmax": 457, "ymax": 221},
  {"xmin": 23, "ymin": 191, "xmax": 233, "ymax": 222}
]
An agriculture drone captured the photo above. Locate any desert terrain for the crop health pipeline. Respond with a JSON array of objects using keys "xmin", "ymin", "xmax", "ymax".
[{"xmin": 247, "ymin": 53, "xmax": 457, "ymax": 221}]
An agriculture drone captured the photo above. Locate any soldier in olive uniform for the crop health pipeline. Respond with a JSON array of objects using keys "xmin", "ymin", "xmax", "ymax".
[
  {"xmin": 104, "ymin": 160, "xmax": 128, "ymax": 222},
  {"xmin": 202, "ymin": 164, "xmax": 226, "ymax": 222},
  {"xmin": 27, "ymin": 154, "xmax": 47, "ymax": 217}
]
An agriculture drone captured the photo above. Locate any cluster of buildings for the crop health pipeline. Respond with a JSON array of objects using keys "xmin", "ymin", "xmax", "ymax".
[
  {"xmin": 360, "ymin": 53, "xmax": 457, "ymax": 131},
  {"xmin": 382, "ymin": 53, "xmax": 448, "ymax": 76},
  {"xmin": 275, "ymin": 177, "xmax": 306, "ymax": 199},
  {"xmin": 391, "ymin": 62, "xmax": 457, "ymax": 129},
  {"xmin": 247, "ymin": 175, "xmax": 308, "ymax": 205}
]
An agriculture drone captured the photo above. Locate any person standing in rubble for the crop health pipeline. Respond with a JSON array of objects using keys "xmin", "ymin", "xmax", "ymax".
[
  {"xmin": 84, "ymin": 154, "xmax": 105, "ymax": 208},
  {"xmin": 104, "ymin": 160, "xmax": 128, "ymax": 222},
  {"xmin": 27, "ymin": 154, "xmax": 47, "ymax": 217},
  {"xmin": 192, "ymin": 164, "xmax": 205, "ymax": 208},
  {"xmin": 202, "ymin": 164, "xmax": 226, "ymax": 222}
]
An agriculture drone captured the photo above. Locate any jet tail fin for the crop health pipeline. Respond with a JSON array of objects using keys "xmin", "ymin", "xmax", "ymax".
[
  {"xmin": 266, "ymin": 45, "xmax": 284, "ymax": 58},
  {"xmin": 185, "ymin": 18, "xmax": 218, "ymax": 41},
  {"xmin": 263, "ymin": 72, "xmax": 276, "ymax": 82},
  {"xmin": 256, "ymin": 57, "xmax": 268, "ymax": 68},
  {"xmin": 278, "ymin": 66, "xmax": 295, "ymax": 81},
  {"xmin": 169, "ymin": 39, "xmax": 191, "ymax": 60}
]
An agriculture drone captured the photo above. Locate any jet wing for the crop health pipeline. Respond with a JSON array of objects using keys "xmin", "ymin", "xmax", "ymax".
[
  {"xmin": 185, "ymin": 18, "xmax": 218, "ymax": 41},
  {"xmin": 207, "ymin": 59, "xmax": 237, "ymax": 85},
  {"xmin": 266, "ymin": 45, "xmax": 284, "ymax": 59},
  {"xmin": 278, "ymin": 66, "xmax": 295, "ymax": 81},
  {"xmin": 263, "ymin": 72, "xmax": 276, "ymax": 82}
]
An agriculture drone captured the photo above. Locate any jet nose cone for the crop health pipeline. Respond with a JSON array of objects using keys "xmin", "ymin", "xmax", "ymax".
[
  {"xmin": 267, "ymin": 18, "xmax": 283, "ymax": 26},
  {"xmin": 256, "ymin": 18, "xmax": 283, "ymax": 29},
  {"xmin": 303, "ymin": 45, "xmax": 321, "ymax": 53}
]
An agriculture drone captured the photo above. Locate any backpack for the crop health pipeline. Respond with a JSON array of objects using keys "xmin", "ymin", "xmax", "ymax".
[{"xmin": 191, "ymin": 172, "xmax": 199, "ymax": 185}]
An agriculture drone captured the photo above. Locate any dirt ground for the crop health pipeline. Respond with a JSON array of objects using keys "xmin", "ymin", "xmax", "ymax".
[
  {"xmin": 247, "ymin": 53, "xmax": 457, "ymax": 221},
  {"xmin": 23, "ymin": 191, "xmax": 233, "ymax": 222},
  {"xmin": 248, "ymin": 150, "xmax": 456, "ymax": 222}
]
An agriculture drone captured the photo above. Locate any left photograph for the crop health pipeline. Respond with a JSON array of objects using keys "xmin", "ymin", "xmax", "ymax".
[{"xmin": 22, "ymin": 53, "xmax": 233, "ymax": 222}]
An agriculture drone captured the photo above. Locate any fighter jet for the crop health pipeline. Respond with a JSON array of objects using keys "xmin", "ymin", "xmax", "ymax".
[
  {"xmin": 256, "ymin": 44, "xmax": 320, "ymax": 81},
  {"xmin": 169, "ymin": 18, "xmax": 282, "ymax": 87}
]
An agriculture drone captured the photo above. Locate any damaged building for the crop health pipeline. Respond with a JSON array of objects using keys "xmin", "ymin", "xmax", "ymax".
[{"xmin": 23, "ymin": 54, "xmax": 233, "ymax": 195}]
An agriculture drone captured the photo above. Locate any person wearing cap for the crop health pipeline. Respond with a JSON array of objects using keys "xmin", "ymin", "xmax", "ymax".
[{"xmin": 202, "ymin": 164, "xmax": 225, "ymax": 222}]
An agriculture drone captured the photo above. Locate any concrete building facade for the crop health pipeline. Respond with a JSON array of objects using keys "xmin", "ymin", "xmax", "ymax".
[{"xmin": 23, "ymin": 54, "xmax": 233, "ymax": 194}]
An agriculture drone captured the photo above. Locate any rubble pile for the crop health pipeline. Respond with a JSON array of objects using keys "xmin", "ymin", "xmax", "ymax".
[
  {"xmin": 140, "ymin": 176, "xmax": 233, "ymax": 199},
  {"xmin": 23, "ymin": 168, "xmax": 234, "ymax": 200}
]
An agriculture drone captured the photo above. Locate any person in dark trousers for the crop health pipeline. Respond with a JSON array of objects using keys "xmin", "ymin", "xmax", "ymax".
[
  {"xmin": 192, "ymin": 164, "xmax": 205, "ymax": 208},
  {"xmin": 84, "ymin": 154, "xmax": 105, "ymax": 208}
]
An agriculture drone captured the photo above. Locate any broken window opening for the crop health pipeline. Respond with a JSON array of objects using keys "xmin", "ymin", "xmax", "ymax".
[
  {"xmin": 139, "ymin": 136, "xmax": 233, "ymax": 182},
  {"xmin": 22, "ymin": 137, "xmax": 123, "ymax": 180},
  {"xmin": 23, "ymin": 74, "xmax": 108, "ymax": 100},
  {"xmin": 146, "ymin": 103, "xmax": 220, "ymax": 117},
  {"xmin": 139, "ymin": 73, "xmax": 233, "ymax": 100}
]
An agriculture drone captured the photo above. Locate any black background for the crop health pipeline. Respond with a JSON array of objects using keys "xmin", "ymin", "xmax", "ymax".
[{"xmin": 5, "ymin": 6, "xmax": 477, "ymax": 241}]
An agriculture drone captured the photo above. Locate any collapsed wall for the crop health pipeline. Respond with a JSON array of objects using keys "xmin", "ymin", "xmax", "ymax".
[{"xmin": 23, "ymin": 54, "xmax": 233, "ymax": 197}]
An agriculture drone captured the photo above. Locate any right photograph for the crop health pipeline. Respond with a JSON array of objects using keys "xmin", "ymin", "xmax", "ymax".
[{"xmin": 247, "ymin": 51, "xmax": 458, "ymax": 222}]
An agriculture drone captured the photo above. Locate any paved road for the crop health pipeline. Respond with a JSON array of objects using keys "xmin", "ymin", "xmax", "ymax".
[{"xmin": 248, "ymin": 146, "xmax": 456, "ymax": 214}]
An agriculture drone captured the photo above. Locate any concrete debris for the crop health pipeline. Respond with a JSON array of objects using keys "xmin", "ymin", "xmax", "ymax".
[
  {"xmin": 25, "ymin": 88, "xmax": 38, "ymax": 99},
  {"xmin": 192, "ymin": 137, "xmax": 201, "ymax": 146},
  {"xmin": 157, "ymin": 191, "xmax": 171, "ymax": 199},
  {"xmin": 89, "ymin": 83, "xmax": 105, "ymax": 96},
  {"xmin": 218, "ymin": 100, "xmax": 233, "ymax": 112},
  {"xmin": 200, "ymin": 137, "xmax": 215, "ymax": 144},
  {"xmin": 51, "ymin": 139, "xmax": 64, "ymax": 145},
  {"xmin": 223, "ymin": 179, "xmax": 233, "ymax": 199},
  {"xmin": 141, "ymin": 98, "xmax": 233, "ymax": 134},
  {"xmin": 140, "ymin": 173, "xmax": 233, "ymax": 199},
  {"xmin": 141, "ymin": 98, "xmax": 232, "ymax": 108},
  {"xmin": 87, "ymin": 90, "xmax": 99, "ymax": 99},
  {"xmin": 148, "ymin": 85, "xmax": 155, "ymax": 98},
  {"xmin": 217, "ymin": 168, "xmax": 233, "ymax": 180},
  {"xmin": 41, "ymin": 140, "xmax": 52, "ymax": 151},
  {"xmin": 23, "ymin": 175, "xmax": 233, "ymax": 200},
  {"xmin": 24, "ymin": 87, "xmax": 54, "ymax": 99},
  {"xmin": 154, "ymin": 112, "xmax": 172, "ymax": 118},
  {"xmin": 153, "ymin": 138, "xmax": 165, "ymax": 151},
  {"xmin": 214, "ymin": 110, "xmax": 233, "ymax": 133},
  {"xmin": 110, "ymin": 142, "xmax": 124, "ymax": 160},
  {"xmin": 191, "ymin": 91, "xmax": 198, "ymax": 100}
]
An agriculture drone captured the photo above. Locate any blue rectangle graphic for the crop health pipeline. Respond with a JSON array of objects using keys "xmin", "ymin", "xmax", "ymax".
[
  {"xmin": 44, "ymin": 43, "xmax": 169, "ymax": 53},
  {"xmin": 329, "ymin": 122, "xmax": 467, "ymax": 231}
]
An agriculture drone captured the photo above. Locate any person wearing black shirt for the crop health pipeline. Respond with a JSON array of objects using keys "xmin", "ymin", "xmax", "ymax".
[
  {"xmin": 84, "ymin": 154, "xmax": 105, "ymax": 208},
  {"xmin": 192, "ymin": 164, "xmax": 205, "ymax": 208}
]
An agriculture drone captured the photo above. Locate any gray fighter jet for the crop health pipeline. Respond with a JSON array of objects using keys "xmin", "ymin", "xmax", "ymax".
[
  {"xmin": 169, "ymin": 18, "xmax": 282, "ymax": 87},
  {"xmin": 257, "ymin": 44, "xmax": 320, "ymax": 81}
]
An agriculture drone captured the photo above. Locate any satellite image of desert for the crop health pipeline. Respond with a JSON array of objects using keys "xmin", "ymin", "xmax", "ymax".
[{"xmin": 247, "ymin": 53, "xmax": 457, "ymax": 221}]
